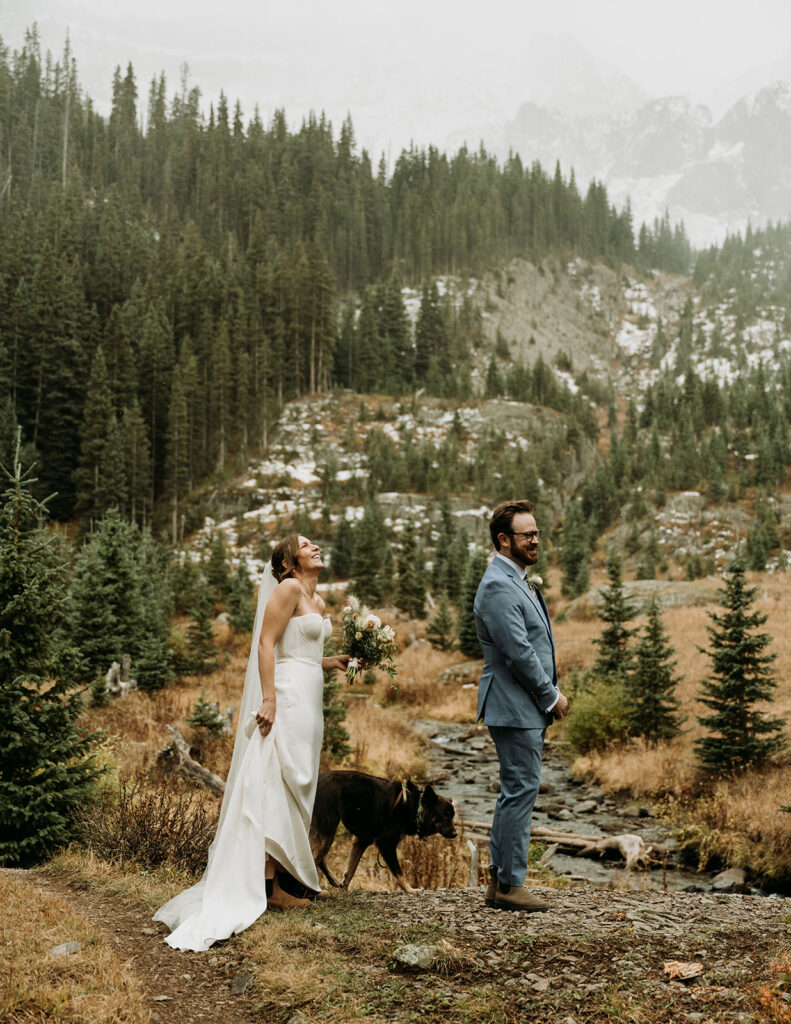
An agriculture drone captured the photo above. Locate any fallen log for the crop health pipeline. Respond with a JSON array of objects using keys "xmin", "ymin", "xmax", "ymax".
[
  {"xmin": 576, "ymin": 834, "xmax": 652, "ymax": 870},
  {"xmin": 461, "ymin": 819, "xmax": 658, "ymax": 870},
  {"xmin": 159, "ymin": 726, "xmax": 226, "ymax": 796}
]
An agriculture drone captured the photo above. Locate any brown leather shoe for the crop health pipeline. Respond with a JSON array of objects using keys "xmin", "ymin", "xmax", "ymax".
[
  {"xmin": 494, "ymin": 883, "xmax": 549, "ymax": 913},
  {"xmin": 484, "ymin": 866, "xmax": 498, "ymax": 907},
  {"xmin": 268, "ymin": 876, "xmax": 311, "ymax": 911}
]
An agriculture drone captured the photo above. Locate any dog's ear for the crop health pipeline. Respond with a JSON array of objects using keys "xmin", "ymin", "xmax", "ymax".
[{"xmin": 422, "ymin": 784, "xmax": 438, "ymax": 805}]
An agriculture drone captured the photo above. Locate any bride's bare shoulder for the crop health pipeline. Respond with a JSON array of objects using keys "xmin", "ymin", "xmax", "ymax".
[{"xmin": 265, "ymin": 577, "xmax": 301, "ymax": 612}]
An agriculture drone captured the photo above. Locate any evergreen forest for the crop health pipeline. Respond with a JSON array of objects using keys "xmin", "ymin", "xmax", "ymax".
[{"xmin": 0, "ymin": 27, "xmax": 692, "ymax": 526}]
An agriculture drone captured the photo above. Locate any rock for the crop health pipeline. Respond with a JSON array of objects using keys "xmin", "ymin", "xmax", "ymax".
[
  {"xmin": 538, "ymin": 780, "xmax": 554, "ymax": 794},
  {"xmin": 573, "ymin": 800, "xmax": 598, "ymax": 813},
  {"xmin": 586, "ymin": 789, "xmax": 605, "ymax": 803},
  {"xmin": 531, "ymin": 976, "xmax": 550, "ymax": 992},
  {"xmin": 550, "ymin": 808, "xmax": 574, "ymax": 822},
  {"xmin": 712, "ymin": 868, "xmax": 747, "ymax": 891},
  {"xmin": 393, "ymin": 944, "xmax": 440, "ymax": 970},
  {"xmin": 141, "ymin": 926, "xmax": 157, "ymax": 935},
  {"xmin": 231, "ymin": 972, "xmax": 254, "ymax": 995},
  {"xmin": 49, "ymin": 941, "xmax": 82, "ymax": 958}
]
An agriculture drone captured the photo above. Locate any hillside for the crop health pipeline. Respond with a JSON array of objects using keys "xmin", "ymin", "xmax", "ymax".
[{"xmin": 186, "ymin": 249, "xmax": 790, "ymax": 591}]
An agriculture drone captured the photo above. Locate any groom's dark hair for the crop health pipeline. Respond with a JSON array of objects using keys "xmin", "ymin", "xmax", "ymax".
[{"xmin": 489, "ymin": 499, "xmax": 534, "ymax": 551}]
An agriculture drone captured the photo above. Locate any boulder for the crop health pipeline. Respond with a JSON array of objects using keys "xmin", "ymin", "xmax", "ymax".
[
  {"xmin": 393, "ymin": 944, "xmax": 441, "ymax": 970},
  {"xmin": 712, "ymin": 867, "xmax": 747, "ymax": 892},
  {"xmin": 50, "ymin": 941, "xmax": 82, "ymax": 958}
]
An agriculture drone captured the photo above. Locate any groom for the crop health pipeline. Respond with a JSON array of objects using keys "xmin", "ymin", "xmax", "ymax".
[{"xmin": 474, "ymin": 499, "xmax": 568, "ymax": 912}]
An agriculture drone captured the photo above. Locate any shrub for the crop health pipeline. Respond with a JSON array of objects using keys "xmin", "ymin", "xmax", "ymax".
[
  {"xmin": 564, "ymin": 676, "xmax": 631, "ymax": 754},
  {"xmin": 74, "ymin": 774, "xmax": 219, "ymax": 875},
  {"xmin": 186, "ymin": 689, "xmax": 229, "ymax": 738}
]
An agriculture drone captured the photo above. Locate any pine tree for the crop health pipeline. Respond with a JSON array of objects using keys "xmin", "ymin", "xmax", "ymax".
[
  {"xmin": 330, "ymin": 515, "xmax": 355, "ymax": 581},
  {"xmin": 430, "ymin": 498, "xmax": 455, "ymax": 595},
  {"xmin": 74, "ymin": 344, "xmax": 115, "ymax": 528},
  {"xmin": 485, "ymin": 353, "xmax": 504, "ymax": 398},
  {"xmin": 166, "ymin": 364, "xmax": 190, "ymax": 544},
  {"xmin": 350, "ymin": 500, "xmax": 389, "ymax": 606},
  {"xmin": 205, "ymin": 531, "xmax": 232, "ymax": 606},
  {"xmin": 70, "ymin": 509, "xmax": 144, "ymax": 688},
  {"xmin": 0, "ymin": 436, "xmax": 101, "ymax": 866},
  {"xmin": 395, "ymin": 517, "xmax": 426, "ymax": 618},
  {"xmin": 134, "ymin": 529, "xmax": 173, "ymax": 692},
  {"xmin": 627, "ymin": 598, "xmax": 684, "ymax": 742},
  {"xmin": 559, "ymin": 500, "xmax": 590, "ymax": 598},
  {"xmin": 695, "ymin": 562, "xmax": 786, "ymax": 772},
  {"xmin": 426, "ymin": 593, "xmax": 456, "ymax": 651},
  {"xmin": 444, "ymin": 527, "xmax": 470, "ymax": 604},
  {"xmin": 186, "ymin": 585, "xmax": 219, "ymax": 676},
  {"xmin": 123, "ymin": 400, "xmax": 151, "ymax": 527},
  {"xmin": 322, "ymin": 665, "xmax": 351, "ymax": 762},
  {"xmin": 186, "ymin": 689, "xmax": 228, "ymax": 737},
  {"xmin": 593, "ymin": 548, "xmax": 636, "ymax": 682},
  {"xmin": 229, "ymin": 554, "xmax": 255, "ymax": 633},
  {"xmin": 457, "ymin": 550, "xmax": 487, "ymax": 657}
]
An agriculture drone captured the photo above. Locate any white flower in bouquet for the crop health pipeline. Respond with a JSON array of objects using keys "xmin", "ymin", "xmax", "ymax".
[{"xmin": 339, "ymin": 604, "xmax": 398, "ymax": 684}]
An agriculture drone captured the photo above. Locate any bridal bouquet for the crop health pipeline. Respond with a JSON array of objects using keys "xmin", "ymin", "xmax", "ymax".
[{"xmin": 339, "ymin": 598, "xmax": 398, "ymax": 683}]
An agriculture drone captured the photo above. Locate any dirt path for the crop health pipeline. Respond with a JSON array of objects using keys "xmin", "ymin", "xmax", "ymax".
[{"xmin": 15, "ymin": 868, "xmax": 259, "ymax": 1024}]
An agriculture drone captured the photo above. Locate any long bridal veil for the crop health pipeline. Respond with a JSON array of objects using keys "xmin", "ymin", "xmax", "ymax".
[
  {"xmin": 213, "ymin": 561, "xmax": 277, "ymax": 837},
  {"xmin": 152, "ymin": 562, "xmax": 278, "ymax": 943}
]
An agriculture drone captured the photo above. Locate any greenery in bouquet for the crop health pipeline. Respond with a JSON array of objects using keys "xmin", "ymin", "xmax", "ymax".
[{"xmin": 339, "ymin": 597, "xmax": 398, "ymax": 683}]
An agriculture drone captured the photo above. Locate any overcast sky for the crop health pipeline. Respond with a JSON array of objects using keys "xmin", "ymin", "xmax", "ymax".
[{"xmin": 5, "ymin": 0, "xmax": 791, "ymax": 152}]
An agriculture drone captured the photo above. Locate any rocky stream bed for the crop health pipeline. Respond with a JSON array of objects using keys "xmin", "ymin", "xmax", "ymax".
[{"xmin": 419, "ymin": 720, "xmax": 765, "ymax": 895}]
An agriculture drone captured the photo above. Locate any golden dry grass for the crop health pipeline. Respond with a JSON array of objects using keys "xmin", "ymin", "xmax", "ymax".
[
  {"xmin": 0, "ymin": 868, "xmax": 150, "ymax": 1024},
  {"xmin": 344, "ymin": 698, "xmax": 428, "ymax": 778},
  {"xmin": 386, "ymin": 640, "xmax": 479, "ymax": 721},
  {"xmin": 46, "ymin": 849, "xmax": 188, "ymax": 911}
]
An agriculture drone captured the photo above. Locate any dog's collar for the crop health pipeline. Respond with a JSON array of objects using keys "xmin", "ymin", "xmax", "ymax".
[{"xmin": 415, "ymin": 790, "xmax": 429, "ymax": 839}]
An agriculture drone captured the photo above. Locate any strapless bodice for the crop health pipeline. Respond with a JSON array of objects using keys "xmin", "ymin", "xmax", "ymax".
[{"xmin": 275, "ymin": 613, "xmax": 332, "ymax": 664}]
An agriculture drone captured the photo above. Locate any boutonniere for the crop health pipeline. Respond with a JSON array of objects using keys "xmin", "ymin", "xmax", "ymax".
[{"xmin": 527, "ymin": 575, "xmax": 543, "ymax": 588}]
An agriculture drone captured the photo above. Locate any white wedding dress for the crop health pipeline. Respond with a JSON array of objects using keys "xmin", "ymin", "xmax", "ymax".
[{"xmin": 153, "ymin": 611, "xmax": 330, "ymax": 952}]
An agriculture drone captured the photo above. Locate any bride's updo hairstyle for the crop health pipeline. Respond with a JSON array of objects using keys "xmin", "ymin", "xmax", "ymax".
[{"xmin": 271, "ymin": 534, "xmax": 301, "ymax": 583}]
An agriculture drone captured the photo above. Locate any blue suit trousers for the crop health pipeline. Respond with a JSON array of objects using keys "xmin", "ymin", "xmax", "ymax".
[{"xmin": 488, "ymin": 725, "xmax": 546, "ymax": 887}]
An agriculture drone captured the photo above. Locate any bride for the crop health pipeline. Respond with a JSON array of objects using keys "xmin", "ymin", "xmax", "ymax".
[{"xmin": 153, "ymin": 534, "xmax": 350, "ymax": 951}]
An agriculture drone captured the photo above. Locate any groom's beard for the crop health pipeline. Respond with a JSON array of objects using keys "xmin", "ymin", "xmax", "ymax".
[{"xmin": 509, "ymin": 547, "xmax": 538, "ymax": 568}]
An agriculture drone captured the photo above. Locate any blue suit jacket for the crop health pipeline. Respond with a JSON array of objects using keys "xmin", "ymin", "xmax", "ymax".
[{"xmin": 474, "ymin": 556, "xmax": 558, "ymax": 728}]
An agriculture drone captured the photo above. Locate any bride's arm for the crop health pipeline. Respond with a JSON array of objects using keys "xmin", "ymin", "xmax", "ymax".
[{"xmin": 255, "ymin": 580, "xmax": 301, "ymax": 736}]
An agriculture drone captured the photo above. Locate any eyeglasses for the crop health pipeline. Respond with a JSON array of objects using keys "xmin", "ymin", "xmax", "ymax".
[{"xmin": 509, "ymin": 530, "xmax": 541, "ymax": 541}]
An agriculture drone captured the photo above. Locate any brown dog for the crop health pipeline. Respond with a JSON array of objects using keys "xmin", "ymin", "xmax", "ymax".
[{"xmin": 309, "ymin": 769, "xmax": 457, "ymax": 893}]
